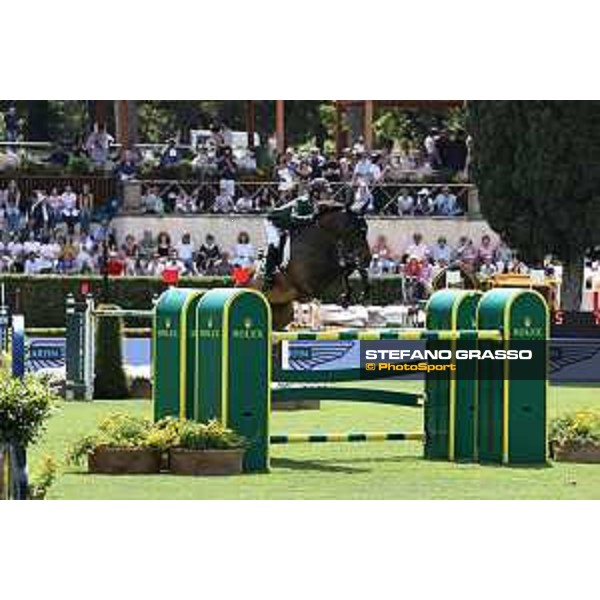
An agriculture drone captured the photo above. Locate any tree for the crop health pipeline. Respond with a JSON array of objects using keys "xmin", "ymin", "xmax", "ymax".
[{"xmin": 467, "ymin": 101, "xmax": 600, "ymax": 310}]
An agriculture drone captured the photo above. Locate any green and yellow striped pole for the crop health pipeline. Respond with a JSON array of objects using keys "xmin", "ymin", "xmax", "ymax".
[{"xmin": 270, "ymin": 431, "xmax": 424, "ymax": 444}]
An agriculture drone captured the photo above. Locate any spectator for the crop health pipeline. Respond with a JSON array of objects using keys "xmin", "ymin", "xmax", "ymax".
[
  {"xmin": 142, "ymin": 186, "xmax": 165, "ymax": 215},
  {"xmin": 176, "ymin": 233, "xmax": 195, "ymax": 273},
  {"xmin": 371, "ymin": 234, "xmax": 396, "ymax": 274},
  {"xmin": 7, "ymin": 234, "xmax": 24, "ymax": 272},
  {"xmin": 58, "ymin": 237, "xmax": 78, "ymax": 273},
  {"xmin": 138, "ymin": 230, "xmax": 156, "ymax": 261},
  {"xmin": 396, "ymin": 188, "xmax": 415, "ymax": 215},
  {"xmin": 351, "ymin": 181, "xmax": 374, "ymax": 214},
  {"xmin": 454, "ymin": 236, "xmax": 478, "ymax": 272},
  {"xmin": 213, "ymin": 251, "xmax": 233, "ymax": 276},
  {"xmin": 217, "ymin": 146, "xmax": 237, "ymax": 199},
  {"xmin": 23, "ymin": 230, "xmax": 41, "ymax": 257},
  {"xmin": 433, "ymin": 186, "xmax": 461, "ymax": 216},
  {"xmin": 156, "ymin": 232, "xmax": 171, "ymax": 258},
  {"xmin": 196, "ymin": 234, "xmax": 222, "ymax": 274},
  {"xmin": 5, "ymin": 193, "xmax": 22, "ymax": 234},
  {"xmin": 77, "ymin": 235, "xmax": 96, "ymax": 273},
  {"xmin": 275, "ymin": 153, "xmax": 297, "ymax": 199},
  {"xmin": 403, "ymin": 256, "xmax": 429, "ymax": 301},
  {"xmin": 61, "ymin": 185, "xmax": 80, "ymax": 235},
  {"xmin": 352, "ymin": 136, "xmax": 366, "ymax": 155},
  {"xmin": 121, "ymin": 234, "xmax": 139, "ymax": 275},
  {"xmin": 115, "ymin": 150, "xmax": 138, "ymax": 181},
  {"xmin": 190, "ymin": 188, "xmax": 206, "ymax": 212},
  {"xmin": 424, "ymin": 128, "xmax": 439, "ymax": 167},
  {"xmin": 414, "ymin": 188, "xmax": 433, "ymax": 215},
  {"xmin": 173, "ymin": 190, "xmax": 195, "ymax": 213},
  {"xmin": 479, "ymin": 256, "xmax": 498, "ymax": 278},
  {"xmin": 477, "ymin": 234, "xmax": 496, "ymax": 265},
  {"xmin": 322, "ymin": 153, "xmax": 341, "ymax": 183},
  {"xmin": 47, "ymin": 187, "xmax": 63, "ymax": 227},
  {"xmin": 106, "ymin": 250, "xmax": 125, "ymax": 276},
  {"xmin": 161, "ymin": 139, "xmax": 180, "ymax": 166},
  {"xmin": 235, "ymin": 195, "xmax": 254, "ymax": 213},
  {"xmin": 256, "ymin": 189, "xmax": 275, "ymax": 212},
  {"xmin": 494, "ymin": 241, "xmax": 513, "ymax": 272},
  {"xmin": 212, "ymin": 183, "xmax": 235, "ymax": 213},
  {"xmin": 30, "ymin": 190, "xmax": 51, "ymax": 236},
  {"xmin": 79, "ymin": 183, "xmax": 94, "ymax": 233},
  {"xmin": 352, "ymin": 152, "xmax": 381, "ymax": 187},
  {"xmin": 431, "ymin": 236, "xmax": 452, "ymax": 265},
  {"xmin": 85, "ymin": 124, "xmax": 113, "ymax": 166},
  {"xmin": 162, "ymin": 249, "xmax": 185, "ymax": 278},
  {"xmin": 209, "ymin": 124, "xmax": 226, "ymax": 154},
  {"xmin": 338, "ymin": 148, "xmax": 354, "ymax": 182},
  {"xmin": 309, "ymin": 147, "xmax": 325, "ymax": 178},
  {"xmin": 47, "ymin": 143, "xmax": 70, "ymax": 167},
  {"xmin": 405, "ymin": 232, "xmax": 430, "ymax": 262},
  {"xmin": 232, "ymin": 231, "xmax": 255, "ymax": 268},
  {"xmin": 3, "ymin": 106, "xmax": 19, "ymax": 142},
  {"xmin": 445, "ymin": 129, "xmax": 469, "ymax": 175}
]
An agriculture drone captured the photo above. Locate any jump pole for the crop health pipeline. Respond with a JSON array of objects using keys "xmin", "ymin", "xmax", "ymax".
[{"xmin": 270, "ymin": 432, "xmax": 424, "ymax": 444}]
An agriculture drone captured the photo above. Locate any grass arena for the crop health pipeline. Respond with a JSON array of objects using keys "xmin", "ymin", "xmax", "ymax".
[{"xmin": 3, "ymin": 284, "xmax": 600, "ymax": 499}]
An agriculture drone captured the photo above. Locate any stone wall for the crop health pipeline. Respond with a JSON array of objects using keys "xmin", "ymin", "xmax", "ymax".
[{"xmin": 112, "ymin": 214, "xmax": 499, "ymax": 256}]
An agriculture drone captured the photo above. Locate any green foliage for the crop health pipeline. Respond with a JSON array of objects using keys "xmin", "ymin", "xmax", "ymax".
[
  {"xmin": 549, "ymin": 410, "xmax": 600, "ymax": 447},
  {"xmin": 0, "ymin": 275, "xmax": 406, "ymax": 328},
  {"xmin": 466, "ymin": 101, "xmax": 600, "ymax": 308},
  {"xmin": 373, "ymin": 111, "xmax": 414, "ymax": 146},
  {"xmin": 94, "ymin": 305, "xmax": 128, "ymax": 399},
  {"xmin": 66, "ymin": 412, "xmax": 171, "ymax": 465},
  {"xmin": 46, "ymin": 101, "xmax": 90, "ymax": 143},
  {"xmin": 67, "ymin": 155, "xmax": 92, "ymax": 174},
  {"xmin": 0, "ymin": 374, "xmax": 59, "ymax": 447},
  {"xmin": 28, "ymin": 455, "xmax": 58, "ymax": 500},
  {"xmin": 0, "ymin": 275, "xmax": 232, "ymax": 327},
  {"xmin": 0, "ymin": 350, "xmax": 11, "ymax": 378},
  {"xmin": 157, "ymin": 418, "xmax": 246, "ymax": 451},
  {"xmin": 66, "ymin": 413, "xmax": 243, "ymax": 466}
]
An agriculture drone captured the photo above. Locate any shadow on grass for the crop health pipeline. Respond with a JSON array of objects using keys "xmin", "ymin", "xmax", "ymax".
[
  {"xmin": 271, "ymin": 454, "xmax": 419, "ymax": 474},
  {"xmin": 271, "ymin": 457, "xmax": 368, "ymax": 474}
]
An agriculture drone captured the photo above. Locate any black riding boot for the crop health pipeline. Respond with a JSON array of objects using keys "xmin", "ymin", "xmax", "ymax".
[{"xmin": 264, "ymin": 244, "xmax": 279, "ymax": 290}]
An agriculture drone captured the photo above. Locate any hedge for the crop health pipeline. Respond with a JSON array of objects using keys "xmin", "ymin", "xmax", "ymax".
[
  {"xmin": 93, "ymin": 305, "xmax": 129, "ymax": 399},
  {"xmin": 1, "ymin": 274, "xmax": 406, "ymax": 327},
  {"xmin": 1, "ymin": 275, "xmax": 231, "ymax": 328}
]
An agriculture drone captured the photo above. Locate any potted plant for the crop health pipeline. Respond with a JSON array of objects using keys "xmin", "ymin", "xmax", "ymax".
[
  {"xmin": 549, "ymin": 410, "xmax": 600, "ymax": 463},
  {"xmin": 67, "ymin": 413, "xmax": 169, "ymax": 474},
  {"xmin": 0, "ymin": 374, "xmax": 58, "ymax": 500},
  {"xmin": 164, "ymin": 419, "xmax": 246, "ymax": 476}
]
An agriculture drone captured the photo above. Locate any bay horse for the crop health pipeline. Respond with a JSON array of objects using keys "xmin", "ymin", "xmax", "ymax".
[{"xmin": 252, "ymin": 204, "xmax": 372, "ymax": 329}]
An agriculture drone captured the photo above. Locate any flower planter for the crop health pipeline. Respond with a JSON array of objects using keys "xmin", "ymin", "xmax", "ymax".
[
  {"xmin": 551, "ymin": 442, "xmax": 600, "ymax": 463},
  {"xmin": 169, "ymin": 448, "xmax": 245, "ymax": 476},
  {"xmin": 88, "ymin": 447, "xmax": 162, "ymax": 474}
]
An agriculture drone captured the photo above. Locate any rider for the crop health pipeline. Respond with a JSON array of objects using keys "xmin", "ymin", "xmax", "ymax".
[{"xmin": 263, "ymin": 179, "xmax": 325, "ymax": 289}]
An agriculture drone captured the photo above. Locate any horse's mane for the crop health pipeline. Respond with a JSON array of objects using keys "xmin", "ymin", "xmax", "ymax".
[{"xmin": 316, "ymin": 200, "xmax": 345, "ymax": 216}]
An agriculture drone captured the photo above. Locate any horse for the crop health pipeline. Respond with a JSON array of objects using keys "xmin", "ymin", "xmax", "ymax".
[{"xmin": 252, "ymin": 204, "xmax": 372, "ymax": 329}]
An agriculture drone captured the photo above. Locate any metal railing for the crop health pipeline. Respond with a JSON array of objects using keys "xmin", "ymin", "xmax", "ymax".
[{"xmin": 137, "ymin": 180, "xmax": 476, "ymax": 215}]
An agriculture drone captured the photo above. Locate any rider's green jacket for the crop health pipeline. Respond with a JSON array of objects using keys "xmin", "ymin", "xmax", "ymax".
[{"xmin": 268, "ymin": 194, "xmax": 315, "ymax": 229}]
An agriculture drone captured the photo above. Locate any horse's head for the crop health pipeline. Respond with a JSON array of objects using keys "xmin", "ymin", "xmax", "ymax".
[{"xmin": 317, "ymin": 207, "xmax": 371, "ymax": 269}]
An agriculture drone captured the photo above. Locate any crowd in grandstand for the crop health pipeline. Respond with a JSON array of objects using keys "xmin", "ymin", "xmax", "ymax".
[
  {"xmin": 0, "ymin": 210, "xmax": 530, "ymax": 285},
  {"xmin": 1, "ymin": 110, "xmax": 530, "ymax": 299},
  {"xmin": 2, "ymin": 104, "xmax": 470, "ymax": 217}
]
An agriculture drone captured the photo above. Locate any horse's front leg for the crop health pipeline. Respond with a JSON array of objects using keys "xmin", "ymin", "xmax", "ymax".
[
  {"xmin": 358, "ymin": 266, "xmax": 370, "ymax": 303},
  {"xmin": 340, "ymin": 269, "xmax": 352, "ymax": 308}
]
